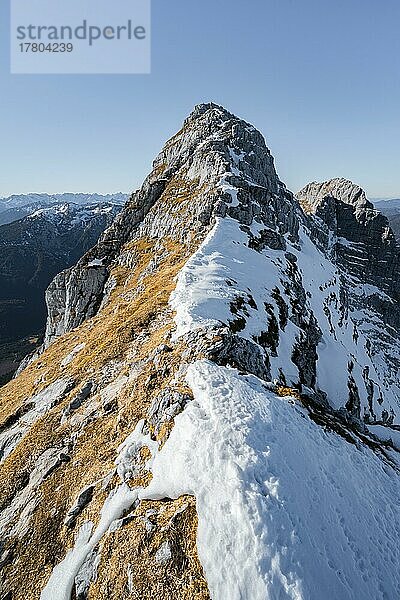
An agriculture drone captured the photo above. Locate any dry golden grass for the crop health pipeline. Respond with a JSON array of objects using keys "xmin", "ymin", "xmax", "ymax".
[
  {"xmin": 0, "ymin": 162, "xmax": 221, "ymax": 600},
  {"xmin": 0, "ymin": 329, "xmax": 79, "ymax": 426},
  {"xmin": 276, "ymin": 385, "xmax": 301, "ymax": 400},
  {"xmin": 0, "ymin": 227, "xmax": 211, "ymax": 599},
  {"xmin": 89, "ymin": 496, "xmax": 210, "ymax": 600}
]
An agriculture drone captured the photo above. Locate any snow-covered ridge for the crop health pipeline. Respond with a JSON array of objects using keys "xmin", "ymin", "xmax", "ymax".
[
  {"xmin": 41, "ymin": 358, "xmax": 400, "ymax": 600},
  {"xmin": 170, "ymin": 214, "xmax": 400, "ymax": 422},
  {"xmin": 144, "ymin": 360, "xmax": 400, "ymax": 600}
]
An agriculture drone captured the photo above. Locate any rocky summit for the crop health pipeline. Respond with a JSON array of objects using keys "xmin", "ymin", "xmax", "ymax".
[{"xmin": 0, "ymin": 104, "xmax": 399, "ymax": 600}]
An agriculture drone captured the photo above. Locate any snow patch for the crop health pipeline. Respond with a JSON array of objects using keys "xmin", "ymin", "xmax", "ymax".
[
  {"xmin": 60, "ymin": 343, "xmax": 85, "ymax": 368},
  {"xmin": 87, "ymin": 258, "xmax": 104, "ymax": 267},
  {"xmin": 155, "ymin": 541, "xmax": 172, "ymax": 565},
  {"xmin": 0, "ymin": 378, "xmax": 73, "ymax": 463},
  {"xmin": 41, "ymin": 420, "xmax": 160, "ymax": 599},
  {"xmin": 116, "ymin": 419, "xmax": 159, "ymax": 482},
  {"xmin": 40, "ymin": 486, "xmax": 138, "ymax": 600},
  {"xmin": 144, "ymin": 360, "xmax": 400, "ymax": 600}
]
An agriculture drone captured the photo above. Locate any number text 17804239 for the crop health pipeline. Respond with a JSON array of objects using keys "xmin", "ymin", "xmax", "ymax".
[{"xmin": 19, "ymin": 43, "xmax": 74, "ymax": 53}]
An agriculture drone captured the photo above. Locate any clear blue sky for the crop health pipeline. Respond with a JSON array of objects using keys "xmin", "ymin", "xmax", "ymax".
[{"xmin": 1, "ymin": 0, "xmax": 399, "ymax": 198}]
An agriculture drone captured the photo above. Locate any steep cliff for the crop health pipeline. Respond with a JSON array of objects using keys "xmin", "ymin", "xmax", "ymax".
[
  {"xmin": 1, "ymin": 104, "xmax": 399, "ymax": 600},
  {"xmin": 0, "ymin": 202, "xmax": 123, "ymax": 385},
  {"xmin": 297, "ymin": 178, "xmax": 400, "ymax": 302}
]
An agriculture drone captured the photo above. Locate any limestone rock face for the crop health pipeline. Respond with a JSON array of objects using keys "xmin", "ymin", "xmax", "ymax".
[
  {"xmin": 297, "ymin": 177, "xmax": 371, "ymax": 213},
  {"xmin": 1, "ymin": 105, "xmax": 400, "ymax": 600},
  {"xmin": 297, "ymin": 177, "xmax": 400, "ymax": 303},
  {"xmin": 297, "ymin": 177, "xmax": 400, "ymax": 421},
  {"xmin": 43, "ymin": 264, "xmax": 109, "ymax": 347},
  {"xmin": 375, "ymin": 198, "xmax": 400, "ymax": 241}
]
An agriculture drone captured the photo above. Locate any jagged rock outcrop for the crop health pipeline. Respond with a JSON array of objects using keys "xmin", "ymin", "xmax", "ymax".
[
  {"xmin": 297, "ymin": 178, "xmax": 371, "ymax": 213},
  {"xmin": 1, "ymin": 105, "xmax": 399, "ymax": 600},
  {"xmin": 297, "ymin": 178, "xmax": 400, "ymax": 303},
  {"xmin": 297, "ymin": 178, "xmax": 400, "ymax": 421}
]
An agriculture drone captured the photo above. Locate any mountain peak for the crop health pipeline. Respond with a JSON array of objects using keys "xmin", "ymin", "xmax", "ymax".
[
  {"xmin": 297, "ymin": 176, "xmax": 400, "ymax": 303},
  {"xmin": 185, "ymin": 101, "xmax": 234, "ymax": 121},
  {"xmin": 297, "ymin": 177, "xmax": 373, "ymax": 214},
  {"xmin": 38, "ymin": 105, "xmax": 293, "ymax": 349},
  {"xmin": 150, "ymin": 103, "xmax": 282, "ymax": 202},
  {"xmin": 1, "ymin": 107, "xmax": 400, "ymax": 600}
]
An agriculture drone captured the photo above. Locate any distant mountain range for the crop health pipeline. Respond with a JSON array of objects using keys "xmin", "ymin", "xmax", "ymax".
[
  {"xmin": 372, "ymin": 198, "xmax": 400, "ymax": 240},
  {"xmin": 372, "ymin": 198, "xmax": 400, "ymax": 212},
  {"xmin": 0, "ymin": 193, "xmax": 127, "ymax": 383},
  {"xmin": 0, "ymin": 192, "xmax": 127, "ymax": 226}
]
